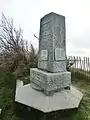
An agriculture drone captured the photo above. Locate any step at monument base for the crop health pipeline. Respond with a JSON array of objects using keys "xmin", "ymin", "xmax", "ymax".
[{"xmin": 15, "ymin": 84, "xmax": 83, "ymax": 113}]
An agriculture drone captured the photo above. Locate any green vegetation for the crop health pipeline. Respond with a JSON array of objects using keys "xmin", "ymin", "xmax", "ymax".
[{"xmin": 0, "ymin": 70, "xmax": 89, "ymax": 120}]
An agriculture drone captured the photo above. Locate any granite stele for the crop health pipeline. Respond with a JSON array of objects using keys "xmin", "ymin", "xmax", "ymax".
[{"xmin": 15, "ymin": 12, "xmax": 83, "ymax": 113}]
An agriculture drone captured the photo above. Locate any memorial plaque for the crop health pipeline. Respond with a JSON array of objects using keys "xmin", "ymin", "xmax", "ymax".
[
  {"xmin": 40, "ymin": 50, "xmax": 48, "ymax": 60},
  {"xmin": 55, "ymin": 48, "xmax": 65, "ymax": 60}
]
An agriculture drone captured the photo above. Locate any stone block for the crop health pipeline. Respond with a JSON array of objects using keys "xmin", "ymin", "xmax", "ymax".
[{"xmin": 30, "ymin": 68, "xmax": 71, "ymax": 94}]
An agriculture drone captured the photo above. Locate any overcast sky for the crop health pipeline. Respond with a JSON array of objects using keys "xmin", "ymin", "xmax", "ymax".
[{"xmin": 0, "ymin": 0, "xmax": 90, "ymax": 57}]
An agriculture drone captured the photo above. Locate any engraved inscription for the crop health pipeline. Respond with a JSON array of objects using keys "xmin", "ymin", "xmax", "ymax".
[
  {"xmin": 55, "ymin": 48, "xmax": 65, "ymax": 60},
  {"xmin": 32, "ymin": 72, "xmax": 41, "ymax": 82},
  {"xmin": 31, "ymin": 70, "xmax": 46, "ymax": 89},
  {"xmin": 31, "ymin": 71, "xmax": 46, "ymax": 83},
  {"xmin": 40, "ymin": 50, "xmax": 48, "ymax": 60}
]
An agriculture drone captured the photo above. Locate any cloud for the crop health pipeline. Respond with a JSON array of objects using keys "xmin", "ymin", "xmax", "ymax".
[{"xmin": 0, "ymin": 0, "xmax": 90, "ymax": 56}]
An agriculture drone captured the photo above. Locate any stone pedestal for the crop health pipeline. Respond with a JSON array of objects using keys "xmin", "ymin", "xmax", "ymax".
[{"xmin": 30, "ymin": 68, "xmax": 71, "ymax": 95}]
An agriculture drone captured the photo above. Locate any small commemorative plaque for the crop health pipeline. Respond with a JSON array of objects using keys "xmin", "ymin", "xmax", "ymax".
[{"xmin": 55, "ymin": 48, "xmax": 65, "ymax": 60}]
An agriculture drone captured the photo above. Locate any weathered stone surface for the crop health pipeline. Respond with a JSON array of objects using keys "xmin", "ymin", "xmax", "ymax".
[
  {"xmin": 15, "ymin": 84, "xmax": 83, "ymax": 113},
  {"xmin": 30, "ymin": 68, "xmax": 71, "ymax": 94},
  {"xmin": 38, "ymin": 12, "xmax": 66, "ymax": 73},
  {"xmin": 38, "ymin": 61, "xmax": 66, "ymax": 72},
  {"xmin": 40, "ymin": 50, "xmax": 48, "ymax": 61}
]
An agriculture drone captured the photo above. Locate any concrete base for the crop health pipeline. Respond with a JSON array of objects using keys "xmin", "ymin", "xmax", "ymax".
[{"xmin": 15, "ymin": 83, "xmax": 83, "ymax": 113}]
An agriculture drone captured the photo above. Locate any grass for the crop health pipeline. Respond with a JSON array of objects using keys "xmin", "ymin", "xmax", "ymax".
[{"xmin": 0, "ymin": 70, "xmax": 90, "ymax": 120}]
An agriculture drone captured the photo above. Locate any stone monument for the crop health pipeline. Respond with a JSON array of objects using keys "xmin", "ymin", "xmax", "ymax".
[
  {"xmin": 30, "ymin": 12, "xmax": 71, "ymax": 95},
  {"xmin": 15, "ymin": 12, "xmax": 83, "ymax": 113}
]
